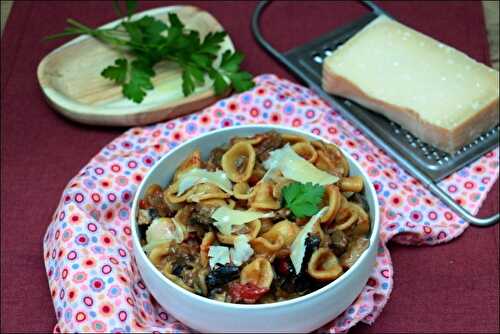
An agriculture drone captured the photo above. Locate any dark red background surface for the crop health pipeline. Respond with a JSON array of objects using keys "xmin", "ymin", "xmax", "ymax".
[{"xmin": 1, "ymin": 1, "xmax": 499, "ymax": 332}]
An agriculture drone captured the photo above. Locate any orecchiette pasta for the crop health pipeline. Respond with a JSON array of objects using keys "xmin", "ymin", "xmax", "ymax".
[
  {"xmin": 338, "ymin": 176, "xmax": 364, "ymax": 193},
  {"xmin": 233, "ymin": 182, "xmax": 253, "ymax": 200},
  {"xmin": 186, "ymin": 183, "xmax": 230, "ymax": 203},
  {"xmin": 281, "ymin": 133, "xmax": 307, "ymax": 144},
  {"xmin": 307, "ymin": 248, "xmax": 343, "ymax": 281},
  {"xmin": 173, "ymin": 149, "xmax": 202, "ymax": 182},
  {"xmin": 216, "ymin": 220, "xmax": 262, "ymax": 245},
  {"xmin": 200, "ymin": 232, "xmax": 216, "ymax": 267},
  {"xmin": 250, "ymin": 234, "xmax": 285, "ymax": 261},
  {"xmin": 292, "ymin": 142, "xmax": 318, "ymax": 163},
  {"xmin": 240, "ymin": 257, "xmax": 274, "ymax": 289},
  {"xmin": 149, "ymin": 242, "xmax": 172, "ymax": 268},
  {"xmin": 249, "ymin": 180, "xmax": 280, "ymax": 210},
  {"xmin": 137, "ymin": 131, "xmax": 371, "ymax": 304},
  {"xmin": 261, "ymin": 220, "xmax": 300, "ymax": 247},
  {"xmin": 222, "ymin": 142, "xmax": 256, "ymax": 183},
  {"xmin": 320, "ymin": 185, "xmax": 342, "ymax": 224}
]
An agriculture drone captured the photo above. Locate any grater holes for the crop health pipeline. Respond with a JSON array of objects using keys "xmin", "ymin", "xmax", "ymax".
[
  {"xmin": 312, "ymin": 53, "xmax": 323, "ymax": 64},
  {"xmin": 323, "ymin": 48, "xmax": 333, "ymax": 56}
]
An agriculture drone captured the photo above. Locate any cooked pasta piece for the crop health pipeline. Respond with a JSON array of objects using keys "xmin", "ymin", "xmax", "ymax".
[
  {"xmin": 200, "ymin": 232, "xmax": 216, "ymax": 267},
  {"xmin": 292, "ymin": 142, "xmax": 318, "ymax": 163},
  {"xmin": 217, "ymin": 220, "xmax": 262, "ymax": 245},
  {"xmin": 262, "ymin": 220, "xmax": 300, "ymax": 247},
  {"xmin": 249, "ymin": 180, "xmax": 280, "ymax": 210},
  {"xmin": 320, "ymin": 185, "xmax": 342, "ymax": 224},
  {"xmin": 233, "ymin": 182, "xmax": 253, "ymax": 200},
  {"xmin": 348, "ymin": 202, "xmax": 370, "ymax": 236},
  {"xmin": 164, "ymin": 181, "xmax": 192, "ymax": 204},
  {"xmin": 338, "ymin": 176, "xmax": 364, "ymax": 193},
  {"xmin": 149, "ymin": 242, "xmax": 173, "ymax": 268},
  {"xmin": 186, "ymin": 183, "xmax": 230, "ymax": 203},
  {"xmin": 281, "ymin": 133, "xmax": 307, "ymax": 144},
  {"xmin": 251, "ymin": 234, "xmax": 285, "ymax": 262},
  {"xmin": 221, "ymin": 142, "xmax": 256, "ymax": 183},
  {"xmin": 240, "ymin": 257, "xmax": 274, "ymax": 289},
  {"xmin": 307, "ymin": 248, "xmax": 343, "ymax": 281},
  {"xmin": 312, "ymin": 141, "xmax": 349, "ymax": 177},
  {"xmin": 173, "ymin": 149, "xmax": 203, "ymax": 182},
  {"xmin": 334, "ymin": 201, "xmax": 360, "ymax": 231}
]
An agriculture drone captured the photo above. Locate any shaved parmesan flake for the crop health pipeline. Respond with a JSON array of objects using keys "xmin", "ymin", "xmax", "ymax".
[
  {"xmin": 143, "ymin": 239, "xmax": 170, "ymax": 254},
  {"xmin": 230, "ymin": 235, "xmax": 254, "ymax": 266},
  {"xmin": 211, "ymin": 206, "xmax": 274, "ymax": 235},
  {"xmin": 263, "ymin": 144, "xmax": 339, "ymax": 185},
  {"xmin": 261, "ymin": 167, "xmax": 280, "ymax": 182},
  {"xmin": 208, "ymin": 245, "xmax": 231, "ymax": 269},
  {"xmin": 143, "ymin": 218, "xmax": 185, "ymax": 253},
  {"xmin": 177, "ymin": 168, "xmax": 232, "ymax": 195},
  {"xmin": 290, "ymin": 207, "xmax": 329, "ymax": 273}
]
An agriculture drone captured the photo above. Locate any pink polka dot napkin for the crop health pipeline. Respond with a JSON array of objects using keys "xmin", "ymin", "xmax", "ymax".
[{"xmin": 43, "ymin": 74, "xmax": 499, "ymax": 333}]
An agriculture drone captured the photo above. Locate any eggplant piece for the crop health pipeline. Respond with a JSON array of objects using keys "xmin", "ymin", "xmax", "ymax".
[
  {"xmin": 279, "ymin": 234, "xmax": 321, "ymax": 293},
  {"xmin": 206, "ymin": 264, "xmax": 240, "ymax": 291}
]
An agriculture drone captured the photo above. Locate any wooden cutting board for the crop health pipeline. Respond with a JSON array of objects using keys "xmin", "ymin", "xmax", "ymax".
[{"xmin": 37, "ymin": 5, "xmax": 234, "ymax": 126}]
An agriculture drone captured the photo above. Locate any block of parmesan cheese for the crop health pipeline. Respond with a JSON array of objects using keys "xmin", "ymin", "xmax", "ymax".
[{"xmin": 322, "ymin": 15, "xmax": 499, "ymax": 154}]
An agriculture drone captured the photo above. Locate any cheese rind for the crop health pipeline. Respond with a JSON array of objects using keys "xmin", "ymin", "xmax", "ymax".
[{"xmin": 322, "ymin": 15, "xmax": 499, "ymax": 153}]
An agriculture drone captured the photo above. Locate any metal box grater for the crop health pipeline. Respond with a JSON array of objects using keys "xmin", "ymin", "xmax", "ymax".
[{"xmin": 251, "ymin": 1, "xmax": 499, "ymax": 225}]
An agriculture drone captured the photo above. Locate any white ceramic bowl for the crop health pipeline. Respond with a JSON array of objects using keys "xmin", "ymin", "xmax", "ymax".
[{"xmin": 131, "ymin": 125, "xmax": 380, "ymax": 333}]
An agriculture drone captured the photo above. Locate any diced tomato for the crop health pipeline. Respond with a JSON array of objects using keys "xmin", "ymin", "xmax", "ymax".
[
  {"xmin": 139, "ymin": 199, "xmax": 149, "ymax": 209},
  {"xmin": 228, "ymin": 282, "xmax": 269, "ymax": 304},
  {"xmin": 276, "ymin": 257, "xmax": 293, "ymax": 276}
]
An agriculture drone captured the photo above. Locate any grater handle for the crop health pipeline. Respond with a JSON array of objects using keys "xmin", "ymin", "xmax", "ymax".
[{"xmin": 251, "ymin": 0, "xmax": 499, "ymax": 226}]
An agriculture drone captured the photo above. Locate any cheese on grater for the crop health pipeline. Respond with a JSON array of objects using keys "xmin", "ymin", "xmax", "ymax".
[{"xmin": 322, "ymin": 15, "xmax": 499, "ymax": 153}]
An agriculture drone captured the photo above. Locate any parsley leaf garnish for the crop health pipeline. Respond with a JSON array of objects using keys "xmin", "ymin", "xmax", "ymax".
[
  {"xmin": 46, "ymin": 0, "xmax": 255, "ymax": 104},
  {"xmin": 282, "ymin": 182, "xmax": 325, "ymax": 219},
  {"xmin": 101, "ymin": 58, "xmax": 128, "ymax": 84}
]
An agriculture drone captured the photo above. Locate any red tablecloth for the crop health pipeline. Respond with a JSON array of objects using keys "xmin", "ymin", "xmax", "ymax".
[{"xmin": 1, "ymin": 1, "xmax": 498, "ymax": 332}]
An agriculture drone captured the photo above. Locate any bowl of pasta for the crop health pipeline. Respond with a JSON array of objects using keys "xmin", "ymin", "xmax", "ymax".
[{"xmin": 131, "ymin": 125, "xmax": 380, "ymax": 333}]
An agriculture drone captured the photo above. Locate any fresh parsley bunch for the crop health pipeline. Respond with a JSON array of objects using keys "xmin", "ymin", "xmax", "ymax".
[
  {"xmin": 282, "ymin": 182, "xmax": 325, "ymax": 218},
  {"xmin": 46, "ymin": 0, "xmax": 255, "ymax": 103}
]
